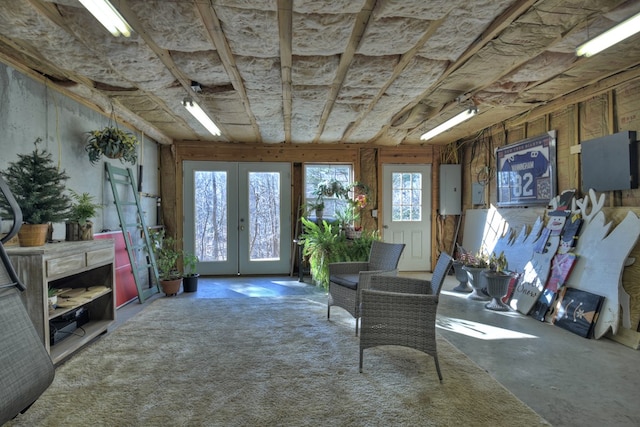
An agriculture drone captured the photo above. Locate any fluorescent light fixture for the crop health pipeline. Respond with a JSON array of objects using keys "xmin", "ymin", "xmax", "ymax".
[
  {"xmin": 183, "ymin": 97, "xmax": 221, "ymax": 137},
  {"xmin": 420, "ymin": 107, "xmax": 478, "ymax": 141},
  {"xmin": 79, "ymin": 0, "xmax": 132, "ymax": 37},
  {"xmin": 576, "ymin": 12, "xmax": 640, "ymax": 57}
]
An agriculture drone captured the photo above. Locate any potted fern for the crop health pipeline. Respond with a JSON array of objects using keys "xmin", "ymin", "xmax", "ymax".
[
  {"xmin": 0, "ymin": 138, "xmax": 71, "ymax": 246},
  {"xmin": 299, "ymin": 217, "xmax": 340, "ymax": 289}
]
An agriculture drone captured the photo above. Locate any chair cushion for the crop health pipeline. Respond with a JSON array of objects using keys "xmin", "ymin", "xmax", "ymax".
[{"xmin": 330, "ymin": 273, "xmax": 360, "ymax": 290}]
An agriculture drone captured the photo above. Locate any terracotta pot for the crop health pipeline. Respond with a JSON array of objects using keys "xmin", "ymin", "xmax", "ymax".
[
  {"xmin": 160, "ymin": 278, "xmax": 182, "ymax": 296},
  {"xmin": 18, "ymin": 223, "xmax": 49, "ymax": 247}
]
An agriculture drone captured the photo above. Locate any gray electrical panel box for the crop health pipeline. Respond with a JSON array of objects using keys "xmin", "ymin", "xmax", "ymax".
[
  {"xmin": 581, "ymin": 131, "xmax": 638, "ymax": 192},
  {"xmin": 439, "ymin": 164, "xmax": 461, "ymax": 215},
  {"xmin": 472, "ymin": 182, "xmax": 485, "ymax": 205}
]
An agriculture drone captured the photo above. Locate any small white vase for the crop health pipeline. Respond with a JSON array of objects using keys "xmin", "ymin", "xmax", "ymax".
[{"xmin": 48, "ymin": 295, "xmax": 58, "ymax": 312}]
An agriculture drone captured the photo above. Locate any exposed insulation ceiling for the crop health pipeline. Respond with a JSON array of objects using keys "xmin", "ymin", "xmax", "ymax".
[{"xmin": 0, "ymin": 0, "xmax": 639, "ymax": 146}]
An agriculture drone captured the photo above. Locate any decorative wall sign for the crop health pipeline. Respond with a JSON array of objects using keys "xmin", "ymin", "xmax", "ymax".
[
  {"xmin": 530, "ymin": 289, "xmax": 556, "ymax": 322},
  {"xmin": 553, "ymin": 287, "xmax": 604, "ymax": 338},
  {"xmin": 509, "ymin": 233, "xmax": 560, "ymax": 315},
  {"xmin": 496, "ymin": 131, "xmax": 557, "ymax": 206},
  {"xmin": 566, "ymin": 192, "xmax": 640, "ymax": 338},
  {"xmin": 546, "ymin": 253, "xmax": 578, "ymax": 293}
]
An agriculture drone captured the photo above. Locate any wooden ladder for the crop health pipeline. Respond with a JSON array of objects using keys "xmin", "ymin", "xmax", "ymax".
[{"xmin": 105, "ymin": 163, "xmax": 160, "ymax": 303}]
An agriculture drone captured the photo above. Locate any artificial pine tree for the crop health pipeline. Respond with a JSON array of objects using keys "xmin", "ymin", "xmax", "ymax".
[{"xmin": 0, "ymin": 138, "xmax": 71, "ymax": 224}]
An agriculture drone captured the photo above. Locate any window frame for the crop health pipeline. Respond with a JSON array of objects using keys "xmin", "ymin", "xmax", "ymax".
[{"xmin": 303, "ymin": 163, "xmax": 353, "ymax": 220}]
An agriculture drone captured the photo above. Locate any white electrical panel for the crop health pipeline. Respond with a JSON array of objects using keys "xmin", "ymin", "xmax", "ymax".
[{"xmin": 439, "ymin": 164, "xmax": 461, "ymax": 215}]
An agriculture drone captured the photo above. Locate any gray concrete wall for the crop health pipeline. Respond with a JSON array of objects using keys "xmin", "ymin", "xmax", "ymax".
[{"xmin": 0, "ymin": 62, "xmax": 159, "ymax": 239}]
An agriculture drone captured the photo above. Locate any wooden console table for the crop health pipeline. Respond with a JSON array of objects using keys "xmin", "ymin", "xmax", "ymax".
[{"xmin": 6, "ymin": 240, "xmax": 116, "ymax": 364}]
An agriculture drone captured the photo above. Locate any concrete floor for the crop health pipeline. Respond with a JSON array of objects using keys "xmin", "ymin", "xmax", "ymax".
[{"xmin": 115, "ymin": 273, "xmax": 640, "ymax": 427}]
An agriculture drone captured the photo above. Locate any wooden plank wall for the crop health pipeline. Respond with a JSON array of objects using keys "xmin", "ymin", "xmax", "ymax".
[
  {"xmin": 167, "ymin": 143, "xmax": 443, "ymax": 266},
  {"xmin": 459, "ymin": 77, "xmax": 640, "ymax": 214},
  {"xmin": 455, "ymin": 76, "xmax": 640, "ymax": 348}
]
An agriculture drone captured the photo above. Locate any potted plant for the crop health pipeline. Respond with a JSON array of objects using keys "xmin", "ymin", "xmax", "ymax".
[
  {"xmin": 343, "ymin": 183, "xmax": 369, "ymax": 238},
  {"xmin": 304, "ymin": 198, "xmax": 325, "ymax": 220},
  {"xmin": 335, "ymin": 206, "xmax": 359, "ymax": 231},
  {"xmin": 149, "ymin": 229, "xmax": 183, "ymax": 296},
  {"xmin": 182, "ymin": 251, "xmax": 200, "ymax": 293},
  {"xmin": 65, "ymin": 190, "xmax": 101, "ymax": 241},
  {"xmin": 48, "ymin": 286, "xmax": 58, "ymax": 313},
  {"xmin": 307, "ymin": 179, "xmax": 349, "ymax": 221},
  {"xmin": 459, "ymin": 250, "xmax": 490, "ymax": 301},
  {"xmin": 451, "ymin": 244, "xmax": 471, "ymax": 293},
  {"xmin": 299, "ymin": 217, "xmax": 378, "ymax": 289},
  {"xmin": 316, "ymin": 179, "xmax": 348, "ymax": 199},
  {"xmin": 483, "ymin": 251, "xmax": 515, "ymax": 311},
  {"xmin": 299, "ymin": 217, "xmax": 340, "ymax": 289},
  {"xmin": 86, "ymin": 126, "xmax": 139, "ymax": 165},
  {"xmin": 0, "ymin": 138, "xmax": 71, "ymax": 246}
]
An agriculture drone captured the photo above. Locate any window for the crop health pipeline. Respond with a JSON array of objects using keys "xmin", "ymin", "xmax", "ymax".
[
  {"xmin": 391, "ymin": 172, "xmax": 422, "ymax": 221},
  {"xmin": 304, "ymin": 164, "xmax": 352, "ymax": 218}
]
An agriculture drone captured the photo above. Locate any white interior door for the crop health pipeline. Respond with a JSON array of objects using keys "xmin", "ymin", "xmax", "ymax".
[
  {"xmin": 183, "ymin": 161, "xmax": 291, "ymax": 275},
  {"xmin": 382, "ymin": 164, "xmax": 432, "ymax": 271}
]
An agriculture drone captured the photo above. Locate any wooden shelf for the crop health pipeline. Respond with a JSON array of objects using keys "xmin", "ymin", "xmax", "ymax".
[
  {"xmin": 50, "ymin": 319, "xmax": 112, "ymax": 364},
  {"xmin": 6, "ymin": 240, "xmax": 116, "ymax": 365},
  {"xmin": 49, "ymin": 288, "xmax": 111, "ymax": 320}
]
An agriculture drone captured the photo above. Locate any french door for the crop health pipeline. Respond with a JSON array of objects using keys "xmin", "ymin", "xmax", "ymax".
[
  {"xmin": 382, "ymin": 164, "xmax": 432, "ymax": 271},
  {"xmin": 183, "ymin": 161, "xmax": 291, "ymax": 275}
]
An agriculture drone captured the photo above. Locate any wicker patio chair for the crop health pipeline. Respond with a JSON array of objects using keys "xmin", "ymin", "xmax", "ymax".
[
  {"xmin": 359, "ymin": 252, "xmax": 453, "ymax": 382},
  {"xmin": 328, "ymin": 241, "xmax": 405, "ymax": 335}
]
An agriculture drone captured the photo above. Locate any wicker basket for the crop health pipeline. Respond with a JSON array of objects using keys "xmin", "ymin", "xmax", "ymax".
[{"xmin": 17, "ymin": 224, "xmax": 49, "ymax": 247}]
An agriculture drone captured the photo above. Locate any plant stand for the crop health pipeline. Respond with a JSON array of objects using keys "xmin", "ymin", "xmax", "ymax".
[
  {"xmin": 452, "ymin": 261, "xmax": 472, "ymax": 293},
  {"xmin": 462, "ymin": 266, "xmax": 490, "ymax": 301},
  {"xmin": 483, "ymin": 270, "xmax": 513, "ymax": 311}
]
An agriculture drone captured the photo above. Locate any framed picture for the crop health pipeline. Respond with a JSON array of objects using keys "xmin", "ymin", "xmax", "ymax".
[{"xmin": 496, "ymin": 131, "xmax": 557, "ymax": 206}]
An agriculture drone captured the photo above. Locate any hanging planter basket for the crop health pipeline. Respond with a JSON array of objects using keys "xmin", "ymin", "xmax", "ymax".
[{"xmin": 85, "ymin": 126, "xmax": 139, "ymax": 165}]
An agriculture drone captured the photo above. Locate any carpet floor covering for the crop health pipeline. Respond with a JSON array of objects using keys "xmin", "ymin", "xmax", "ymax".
[{"xmin": 8, "ymin": 297, "xmax": 550, "ymax": 426}]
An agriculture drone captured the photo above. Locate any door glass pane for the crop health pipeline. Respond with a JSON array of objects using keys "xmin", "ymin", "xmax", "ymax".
[
  {"xmin": 194, "ymin": 170, "xmax": 227, "ymax": 261},
  {"xmin": 248, "ymin": 172, "xmax": 280, "ymax": 261},
  {"xmin": 391, "ymin": 172, "xmax": 422, "ymax": 221}
]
